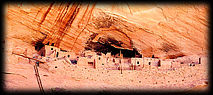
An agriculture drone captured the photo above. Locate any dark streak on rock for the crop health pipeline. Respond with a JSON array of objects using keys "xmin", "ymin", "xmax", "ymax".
[
  {"xmin": 39, "ymin": 2, "xmax": 54, "ymax": 25},
  {"xmin": 55, "ymin": 3, "xmax": 81, "ymax": 47}
]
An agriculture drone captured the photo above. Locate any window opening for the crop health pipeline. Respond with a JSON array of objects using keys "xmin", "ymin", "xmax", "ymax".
[{"xmin": 56, "ymin": 52, "xmax": 59, "ymax": 57}]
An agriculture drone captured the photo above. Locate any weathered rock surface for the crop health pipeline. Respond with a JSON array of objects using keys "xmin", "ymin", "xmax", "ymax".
[
  {"xmin": 6, "ymin": 2, "xmax": 208, "ymax": 58},
  {"xmin": 4, "ymin": 2, "xmax": 209, "ymax": 92}
]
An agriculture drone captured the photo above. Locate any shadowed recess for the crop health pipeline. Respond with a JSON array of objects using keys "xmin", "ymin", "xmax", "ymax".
[{"xmin": 85, "ymin": 33, "xmax": 141, "ymax": 58}]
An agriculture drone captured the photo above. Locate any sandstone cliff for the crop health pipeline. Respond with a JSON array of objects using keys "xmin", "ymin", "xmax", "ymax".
[{"xmin": 5, "ymin": 2, "xmax": 208, "ymax": 58}]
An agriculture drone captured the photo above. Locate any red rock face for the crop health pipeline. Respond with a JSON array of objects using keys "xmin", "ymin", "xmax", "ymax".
[{"xmin": 6, "ymin": 2, "xmax": 208, "ymax": 58}]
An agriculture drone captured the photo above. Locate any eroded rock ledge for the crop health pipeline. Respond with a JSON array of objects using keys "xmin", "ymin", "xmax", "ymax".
[{"xmin": 6, "ymin": 2, "xmax": 208, "ymax": 58}]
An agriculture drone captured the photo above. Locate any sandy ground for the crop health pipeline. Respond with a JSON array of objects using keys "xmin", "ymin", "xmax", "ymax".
[{"xmin": 4, "ymin": 54, "xmax": 209, "ymax": 93}]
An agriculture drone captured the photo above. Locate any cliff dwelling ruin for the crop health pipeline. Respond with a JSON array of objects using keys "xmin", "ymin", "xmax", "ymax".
[{"xmin": 4, "ymin": 1, "xmax": 209, "ymax": 93}]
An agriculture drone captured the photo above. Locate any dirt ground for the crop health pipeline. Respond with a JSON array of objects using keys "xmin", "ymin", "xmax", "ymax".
[{"xmin": 4, "ymin": 54, "xmax": 209, "ymax": 93}]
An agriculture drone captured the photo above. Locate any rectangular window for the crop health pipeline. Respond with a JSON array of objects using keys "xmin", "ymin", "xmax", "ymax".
[{"xmin": 56, "ymin": 52, "xmax": 59, "ymax": 57}]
